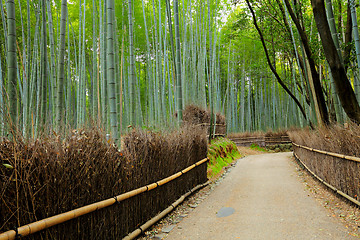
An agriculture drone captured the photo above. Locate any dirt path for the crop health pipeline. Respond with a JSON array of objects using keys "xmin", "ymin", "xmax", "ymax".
[{"xmin": 165, "ymin": 152, "xmax": 357, "ymax": 240}]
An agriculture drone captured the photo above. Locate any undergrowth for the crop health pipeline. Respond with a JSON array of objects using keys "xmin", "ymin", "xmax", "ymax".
[
  {"xmin": 0, "ymin": 125, "xmax": 208, "ymax": 239},
  {"xmin": 289, "ymin": 123, "xmax": 360, "ymax": 205},
  {"xmin": 250, "ymin": 143, "xmax": 268, "ymax": 152},
  {"xmin": 207, "ymin": 137, "xmax": 241, "ymax": 179}
]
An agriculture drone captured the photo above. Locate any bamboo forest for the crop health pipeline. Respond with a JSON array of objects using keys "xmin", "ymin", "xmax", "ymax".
[
  {"xmin": 1, "ymin": 0, "xmax": 360, "ymax": 139},
  {"xmin": 4, "ymin": 0, "xmax": 360, "ymax": 239}
]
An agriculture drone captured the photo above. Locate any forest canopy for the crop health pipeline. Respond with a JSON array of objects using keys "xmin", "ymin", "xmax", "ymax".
[{"xmin": 1, "ymin": 0, "xmax": 360, "ymax": 142}]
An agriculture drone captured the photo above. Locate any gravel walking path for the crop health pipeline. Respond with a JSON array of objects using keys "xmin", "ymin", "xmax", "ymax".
[{"xmin": 163, "ymin": 152, "xmax": 357, "ymax": 240}]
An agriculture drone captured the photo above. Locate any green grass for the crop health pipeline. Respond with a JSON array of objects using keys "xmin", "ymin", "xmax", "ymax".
[
  {"xmin": 207, "ymin": 137, "xmax": 241, "ymax": 179},
  {"xmin": 250, "ymin": 143, "xmax": 268, "ymax": 152}
]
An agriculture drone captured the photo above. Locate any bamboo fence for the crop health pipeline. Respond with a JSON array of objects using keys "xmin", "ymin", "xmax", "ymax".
[
  {"xmin": 292, "ymin": 142, "xmax": 360, "ymax": 163},
  {"xmin": 293, "ymin": 143, "xmax": 360, "ymax": 207},
  {"xmin": 0, "ymin": 158, "xmax": 209, "ymax": 240},
  {"xmin": 123, "ymin": 181, "xmax": 209, "ymax": 240},
  {"xmin": 229, "ymin": 135, "xmax": 291, "ymax": 147}
]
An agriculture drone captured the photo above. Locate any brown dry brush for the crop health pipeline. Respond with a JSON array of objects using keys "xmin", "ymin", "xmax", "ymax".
[
  {"xmin": 288, "ymin": 123, "xmax": 360, "ymax": 204},
  {"xmin": 227, "ymin": 131, "xmax": 264, "ymax": 139},
  {"xmin": 228, "ymin": 130, "xmax": 290, "ymax": 141},
  {"xmin": 0, "ymin": 126, "xmax": 208, "ymax": 239},
  {"xmin": 182, "ymin": 104, "xmax": 226, "ymax": 135}
]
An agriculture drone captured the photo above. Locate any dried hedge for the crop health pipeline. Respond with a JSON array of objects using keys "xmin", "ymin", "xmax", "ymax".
[
  {"xmin": 182, "ymin": 104, "xmax": 226, "ymax": 135},
  {"xmin": 0, "ymin": 126, "xmax": 208, "ymax": 239},
  {"xmin": 228, "ymin": 130, "xmax": 290, "ymax": 147},
  {"xmin": 227, "ymin": 131, "xmax": 264, "ymax": 139},
  {"xmin": 288, "ymin": 124, "xmax": 360, "ymax": 203}
]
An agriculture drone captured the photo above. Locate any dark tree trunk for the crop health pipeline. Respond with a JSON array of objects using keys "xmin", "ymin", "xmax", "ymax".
[
  {"xmin": 245, "ymin": 0, "xmax": 309, "ymax": 123},
  {"xmin": 344, "ymin": 5, "xmax": 352, "ymax": 72},
  {"xmin": 284, "ymin": 0, "xmax": 330, "ymax": 126},
  {"xmin": 311, "ymin": 0, "xmax": 360, "ymax": 124}
]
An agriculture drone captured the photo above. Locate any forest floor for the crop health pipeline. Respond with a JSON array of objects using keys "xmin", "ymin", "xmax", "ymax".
[{"xmin": 138, "ymin": 150, "xmax": 360, "ymax": 240}]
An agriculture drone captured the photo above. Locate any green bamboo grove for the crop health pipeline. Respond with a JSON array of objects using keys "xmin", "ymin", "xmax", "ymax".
[{"xmin": 2, "ymin": 0, "xmax": 360, "ymax": 142}]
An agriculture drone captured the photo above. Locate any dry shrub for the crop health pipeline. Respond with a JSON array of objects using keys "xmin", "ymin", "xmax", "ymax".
[
  {"xmin": 182, "ymin": 104, "xmax": 226, "ymax": 135},
  {"xmin": 0, "ymin": 126, "xmax": 208, "ymax": 239},
  {"xmin": 228, "ymin": 130, "xmax": 291, "ymax": 147},
  {"xmin": 183, "ymin": 105, "xmax": 210, "ymax": 125},
  {"xmin": 265, "ymin": 129, "xmax": 289, "ymax": 138},
  {"xmin": 289, "ymin": 123, "xmax": 360, "ymax": 203},
  {"xmin": 288, "ymin": 123, "xmax": 360, "ymax": 156},
  {"xmin": 215, "ymin": 113, "xmax": 226, "ymax": 125},
  {"xmin": 227, "ymin": 131, "xmax": 264, "ymax": 139}
]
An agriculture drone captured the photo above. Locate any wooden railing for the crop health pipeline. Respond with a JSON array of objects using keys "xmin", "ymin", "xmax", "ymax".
[
  {"xmin": 0, "ymin": 158, "xmax": 209, "ymax": 240},
  {"xmin": 229, "ymin": 135, "xmax": 291, "ymax": 147},
  {"xmin": 293, "ymin": 143, "xmax": 360, "ymax": 207}
]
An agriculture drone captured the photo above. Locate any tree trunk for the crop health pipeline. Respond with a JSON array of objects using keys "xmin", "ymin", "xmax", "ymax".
[
  {"xmin": 6, "ymin": 0, "xmax": 17, "ymax": 127},
  {"xmin": 107, "ymin": 0, "xmax": 118, "ymax": 144},
  {"xmin": 40, "ymin": 0, "xmax": 48, "ymax": 128},
  {"xmin": 311, "ymin": 0, "xmax": 360, "ymax": 123},
  {"xmin": 344, "ymin": 4, "xmax": 352, "ymax": 72},
  {"xmin": 128, "ymin": 0, "xmax": 136, "ymax": 125},
  {"xmin": 56, "ymin": 0, "xmax": 67, "ymax": 129},
  {"xmin": 284, "ymin": 0, "xmax": 330, "ymax": 126},
  {"xmin": 174, "ymin": 0, "xmax": 183, "ymax": 122},
  {"xmin": 349, "ymin": 0, "xmax": 360, "ymax": 97},
  {"xmin": 245, "ymin": 0, "xmax": 309, "ymax": 123},
  {"xmin": 325, "ymin": 0, "xmax": 343, "ymax": 63}
]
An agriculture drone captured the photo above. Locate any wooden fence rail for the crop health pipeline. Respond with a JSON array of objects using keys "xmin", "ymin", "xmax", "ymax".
[
  {"xmin": 0, "ymin": 158, "xmax": 209, "ymax": 240},
  {"xmin": 229, "ymin": 135, "xmax": 291, "ymax": 147},
  {"xmin": 292, "ymin": 143, "xmax": 360, "ymax": 163},
  {"xmin": 292, "ymin": 143, "xmax": 360, "ymax": 207}
]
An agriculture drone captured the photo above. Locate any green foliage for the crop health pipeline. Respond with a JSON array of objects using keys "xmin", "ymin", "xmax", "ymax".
[
  {"xmin": 207, "ymin": 137, "xmax": 241, "ymax": 179},
  {"xmin": 250, "ymin": 143, "xmax": 267, "ymax": 152},
  {"xmin": 3, "ymin": 0, "xmax": 356, "ymax": 138}
]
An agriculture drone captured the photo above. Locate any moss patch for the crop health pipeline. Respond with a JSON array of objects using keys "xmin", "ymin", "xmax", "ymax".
[
  {"xmin": 207, "ymin": 138, "xmax": 241, "ymax": 179},
  {"xmin": 250, "ymin": 143, "xmax": 268, "ymax": 152}
]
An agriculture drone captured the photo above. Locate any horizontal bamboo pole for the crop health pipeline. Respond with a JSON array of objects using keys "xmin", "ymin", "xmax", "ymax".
[
  {"xmin": 206, "ymin": 134, "xmax": 226, "ymax": 138},
  {"xmin": 230, "ymin": 135, "xmax": 289, "ymax": 141},
  {"xmin": 0, "ymin": 158, "xmax": 209, "ymax": 240},
  {"xmin": 294, "ymin": 153, "xmax": 360, "ymax": 207},
  {"xmin": 233, "ymin": 139, "xmax": 264, "ymax": 142},
  {"xmin": 123, "ymin": 181, "xmax": 209, "ymax": 240},
  {"xmin": 232, "ymin": 142, "xmax": 259, "ymax": 144},
  {"xmin": 265, "ymin": 140, "xmax": 291, "ymax": 143},
  {"xmin": 196, "ymin": 123, "xmax": 226, "ymax": 127},
  {"xmin": 230, "ymin": 136, "xmax": 264, "ymax": 140},
  {"xmin": 292, "ymin": 143, "xmax": 360, "ymax": 163},
  {"xmin": 265, "ymin": 136, "xmax": 290, "ymax": 139}
]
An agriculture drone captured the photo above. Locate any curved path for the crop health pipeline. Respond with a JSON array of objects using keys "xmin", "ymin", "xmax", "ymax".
[{"xmin": 165, "ymin": 152, "xmax": 357, "ymax": 240}]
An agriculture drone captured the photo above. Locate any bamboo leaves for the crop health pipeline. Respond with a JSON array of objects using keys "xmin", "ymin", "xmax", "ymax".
[{"xmin": 0, "ymin": 0, "xmax": 322, "ymax": 139}]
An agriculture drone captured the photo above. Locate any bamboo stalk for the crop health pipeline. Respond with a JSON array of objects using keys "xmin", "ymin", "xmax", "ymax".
[
  {"xmin": 174, "ymin": 0, "xmax": 183, "ymax": 122},
  {"xmin": 6, "ymin": 0, "xmax": 17, "ymax": 127},
  {"xmin": 350, "ymin": 0, "xmax": 360, "ymax": 98},
  {"xmin": 56, "ymin": 0, "xmax": 67, "ymax": 129},
  {"xmin": 128, "ymin": 0, "xmax": 136, "ymax": 125},
  {"xmin": 106, "ymin": 0, "xmax": 118, "ymax": 144}
]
